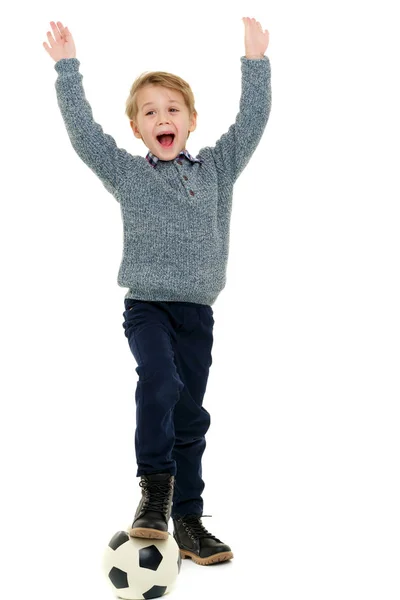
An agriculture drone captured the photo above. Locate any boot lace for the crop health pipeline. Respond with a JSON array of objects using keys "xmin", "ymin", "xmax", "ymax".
[
  {"xmin": 180, "ymin": 514, "xmax": 221, "ymax": 542},
  {"xmin": 140, "ymin": 478, "xmax": 172, "ymax": 513}
]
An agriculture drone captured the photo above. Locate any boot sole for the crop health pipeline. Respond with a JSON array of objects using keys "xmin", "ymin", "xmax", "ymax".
[
  {"xmin": 129, "ymin": 527, "xmax": 169, "ymax": 540},
  {"xmin": 180, "ymin": 549, "xmax": 234, "ymax": 565}
]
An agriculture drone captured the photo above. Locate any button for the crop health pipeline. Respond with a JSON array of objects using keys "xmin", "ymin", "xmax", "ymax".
[
  {"xmin": 189, "ymin": 190, "xmax": 195, "ymax": 196},
  {"xmin": 183, "ymin": 175, "xmax": 188, "ymax": 180},
  {"xmin": 177, "ymin": 160, "xmax": 183, "ymax": 165}
]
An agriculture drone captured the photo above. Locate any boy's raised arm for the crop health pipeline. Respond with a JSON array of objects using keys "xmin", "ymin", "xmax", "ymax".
[
  {"xmin": 44, "ymin": 22, "xmax": 131, "ymax": 197},
  {"xmin": 202, "ymin": 17, "xmax": 272, "ymax": 185}
]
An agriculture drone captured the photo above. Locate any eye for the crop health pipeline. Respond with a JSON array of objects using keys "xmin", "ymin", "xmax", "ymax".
[{"xmin": 146, "ymin": 108, "xmax": 179, "ymax": 116}]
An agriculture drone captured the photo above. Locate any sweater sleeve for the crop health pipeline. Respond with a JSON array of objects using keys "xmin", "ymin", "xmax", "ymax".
[
  {"xmin": 54, "ymin": 58, "xmax": 131, "ymax": 197},
  {"xmin": 203, "ymin": 55, "xmax": 271, "ymax": 185}
]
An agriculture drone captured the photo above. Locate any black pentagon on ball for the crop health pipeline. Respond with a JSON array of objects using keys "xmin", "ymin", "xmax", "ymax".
[
  {"xmin": 143, "ymin": 585, "xmax": 168, "ymax": 599},
  {"xmin": 139, "ymin": 544, "xmax": 163, "ymax": 571},
  {"xmin": 108, "ymin": 566, "xmax": 129, "ymax": 589},
  {"xmin": 108, "ymin": 530, "xmax": 130, "ymax": 550}
]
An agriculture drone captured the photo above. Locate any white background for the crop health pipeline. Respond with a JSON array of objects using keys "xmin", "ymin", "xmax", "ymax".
[{"xmin": 1, "ymin": 0, "xmax": 399, "ymax": 598}]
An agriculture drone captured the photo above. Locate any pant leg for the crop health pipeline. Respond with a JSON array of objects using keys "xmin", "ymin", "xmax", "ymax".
[
  {"xmin": 122, "ymin": 299, "xmax": 184, "ymax": 476},
  {"xmin": 170, "ymin": 304, "xmax": 214, "ymax": 518},
  {"xmin": 122, "ymin": 299, "xmax": 214, "ymax": 514}
]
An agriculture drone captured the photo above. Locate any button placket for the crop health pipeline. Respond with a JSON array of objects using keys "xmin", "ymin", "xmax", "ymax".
[{"xmin": 176, "ymin": 160, "xmax": 196, "ymax": 201}]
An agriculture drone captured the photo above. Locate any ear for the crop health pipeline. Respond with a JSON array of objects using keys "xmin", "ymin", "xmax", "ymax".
[
  {"xmin": 189, "ymin": 112, "xmax": 197, "ymax": 133},
  {"xmin": 130, "ymin": 120, "xmax": 142, "ymax": 139}
]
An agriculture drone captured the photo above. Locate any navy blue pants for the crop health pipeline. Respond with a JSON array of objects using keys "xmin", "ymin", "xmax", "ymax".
[{"xmin": 122, "ymin": 299, "xmax": 214, "ymax": 518}]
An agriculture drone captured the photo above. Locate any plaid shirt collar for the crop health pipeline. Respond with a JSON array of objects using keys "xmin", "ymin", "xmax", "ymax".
[{"xmin": 146, "ymin": 147, "xmax": 204, "ymax": 168}]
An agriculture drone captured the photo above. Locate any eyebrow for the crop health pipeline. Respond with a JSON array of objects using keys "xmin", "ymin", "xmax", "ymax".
[{"xmin": 141, "ymin": 100, "xmax": 181, "ymax": 111}]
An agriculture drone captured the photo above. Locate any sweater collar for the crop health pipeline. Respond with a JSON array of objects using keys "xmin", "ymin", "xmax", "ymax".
[{"xmin": 146, "ymin": 147, "xmax": 204, "ymax": 168}]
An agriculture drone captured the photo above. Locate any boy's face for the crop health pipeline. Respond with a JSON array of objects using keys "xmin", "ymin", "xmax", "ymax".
[{"xmin": 130, "ymin": 85, "xmax": 197, "ymax": 159}]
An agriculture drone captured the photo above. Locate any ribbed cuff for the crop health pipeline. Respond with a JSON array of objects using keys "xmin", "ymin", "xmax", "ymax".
[
  {"xmin": 241, "ymin": 55, "xmax": 269, "ymax": 61},
  {"xmin": 54, "ymin": 57, "xmax": 81, "ymax": 74}
]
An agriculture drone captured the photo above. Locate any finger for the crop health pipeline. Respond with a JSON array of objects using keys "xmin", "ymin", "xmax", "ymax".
[
  {"xmin": 50, "ymin": 21, "xmax": 62, "ymax": 42},
  {"xmin": 57, "ymin": 21, "xmax": 67, "ymax": 37},
  {"xmin": 46, "ymin": 31, "xmax": 56, "ymax": 46}
]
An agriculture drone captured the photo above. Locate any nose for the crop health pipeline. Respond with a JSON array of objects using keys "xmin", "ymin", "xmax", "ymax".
[{"xmin": 157, "ymin": 110, "xmax": 172, "ymax": 124}]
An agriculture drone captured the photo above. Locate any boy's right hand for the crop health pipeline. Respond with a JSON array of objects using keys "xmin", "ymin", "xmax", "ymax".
[{"xmin": 43, "ymin": 21, "xmax": 76, "ymax": 62}]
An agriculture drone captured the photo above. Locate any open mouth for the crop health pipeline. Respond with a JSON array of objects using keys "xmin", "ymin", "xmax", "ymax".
[{"xmin": 156, "ymin": 133, "xmax": 175, "ymax": 148}]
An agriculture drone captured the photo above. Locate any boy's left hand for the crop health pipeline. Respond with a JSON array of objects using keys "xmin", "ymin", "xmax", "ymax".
[{"xmin": 242, "ymin": 17, "xmax": 269, "ymax": 59}]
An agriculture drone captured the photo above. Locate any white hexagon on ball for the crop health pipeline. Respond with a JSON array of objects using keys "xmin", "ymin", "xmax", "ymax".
[{"xmin": 102, "ymin": 530, "xmax": 181, "ymax": 599}]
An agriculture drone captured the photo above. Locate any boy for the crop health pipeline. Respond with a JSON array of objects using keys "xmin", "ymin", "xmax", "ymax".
[{"xmin": 44, "ymin": 17, "xmax": 271, "ymax": 566}]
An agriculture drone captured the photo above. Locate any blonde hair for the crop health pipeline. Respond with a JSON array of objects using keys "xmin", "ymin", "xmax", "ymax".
[{"xmin": 125, "ymin": 70, "xmax": 197, "ymax": 139}]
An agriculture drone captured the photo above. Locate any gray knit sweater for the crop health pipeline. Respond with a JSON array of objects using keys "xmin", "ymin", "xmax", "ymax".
[{"xmin": 54, "ymin": 56, "xmax": 272, "ymax": 306}]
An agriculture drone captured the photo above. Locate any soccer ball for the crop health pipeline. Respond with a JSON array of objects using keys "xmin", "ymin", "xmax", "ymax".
[{"xmin": 102, "ymin": 530, "xmax": 181, "ymax": 599}]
